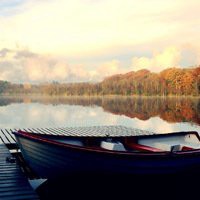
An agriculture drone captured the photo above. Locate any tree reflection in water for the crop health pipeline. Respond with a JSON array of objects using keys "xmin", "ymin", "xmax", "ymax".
[{"xmin": 0, "ymin": 96, "xmax": 199, "ymax": 126}]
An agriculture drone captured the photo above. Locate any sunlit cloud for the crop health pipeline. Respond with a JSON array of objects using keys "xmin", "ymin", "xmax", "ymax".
[
  {"xmin": 0, "ymin": 48, "xmax": 69, "ymax": 82},
  {"xmin": 0, "ymin": 46, "xmax": 199, "ymax": 83},
  {"xmin": 131, "ymin": 47, "xmax": 181, "ymax": 72},
  {"xmin": 94, "ymin": 59, "xmax": 125, "ymax": 80},
  {"xmin": 0, "ymin": 48, "xmax": 119, "ymax": 83}
]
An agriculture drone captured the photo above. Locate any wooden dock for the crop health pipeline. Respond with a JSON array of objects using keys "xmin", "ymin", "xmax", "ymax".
[{"xmin": 0, "ymin": 143, "xmax": 39, "ymax": 200}]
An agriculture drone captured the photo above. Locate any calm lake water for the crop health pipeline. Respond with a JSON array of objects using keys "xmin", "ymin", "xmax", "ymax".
[
  {"xmin": 1, "ymin": 95, "xmax": 199, "ymax": 199},
  {"xmin": 0, "ymin": 96, "xmax": 199, "ymax": 134}
]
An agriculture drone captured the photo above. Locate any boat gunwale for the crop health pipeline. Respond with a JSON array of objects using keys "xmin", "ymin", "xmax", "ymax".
[{"xmin": 13, "ymin": 130, "xmax": 200, "ymax": 158}]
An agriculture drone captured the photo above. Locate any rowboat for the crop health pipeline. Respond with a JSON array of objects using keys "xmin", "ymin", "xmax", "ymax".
[{"xmin": 12, "ymin": 126, "xmax": 200, "ymax": 180}]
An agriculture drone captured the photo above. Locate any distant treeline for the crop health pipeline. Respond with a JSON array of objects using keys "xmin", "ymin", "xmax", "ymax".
[{"xmin": 0, "ymin": 66, "xmax": 200, "ymax": 96}]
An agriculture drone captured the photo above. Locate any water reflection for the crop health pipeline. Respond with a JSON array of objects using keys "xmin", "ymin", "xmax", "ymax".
[{"xmin": 0, "ymin": 96, "xmax": 199, "ymax": 133}]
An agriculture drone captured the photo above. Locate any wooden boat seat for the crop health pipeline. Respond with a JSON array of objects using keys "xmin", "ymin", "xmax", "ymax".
[
  {"xmin": 124, "ymin": 141, "xmax": 163, "ymax": 152},
  {"xmin": 142, "ymin": 142, "xmax": 197, "ymax": 152},
  {"xmin": 171, "ymin": 144, "xmax": 194, "ymax": 151},
  {"xmin": 100, "ymin": 141, "xmax": 126, "ymax": 151},
  {"xmin": 124, "ymin": 140, "xmax": 197, "ymax": 152},
  {"xmin": 141, "ymin": 142, "xmax": 196, "ymax": 152}
]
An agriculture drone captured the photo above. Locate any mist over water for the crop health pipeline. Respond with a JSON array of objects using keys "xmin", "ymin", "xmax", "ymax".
[{"xmin": 0, "ymin": 96, "xmax": 199, "ymax": 134}]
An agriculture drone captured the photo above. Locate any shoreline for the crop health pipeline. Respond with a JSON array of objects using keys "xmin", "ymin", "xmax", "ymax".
[{"xmin": 0, "ymin": 94, "xmax": 199, "ymax": 99}]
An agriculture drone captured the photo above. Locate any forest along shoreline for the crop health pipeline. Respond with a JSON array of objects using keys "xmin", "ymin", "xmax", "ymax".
[{"xmin": 0, "ymin": 66, "xmax": 199, "ymax": 96}]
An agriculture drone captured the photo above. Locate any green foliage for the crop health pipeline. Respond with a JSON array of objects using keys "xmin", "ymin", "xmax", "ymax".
[{"xmin": 0, "ymin": 81, "xmax": 10, "ymax": 94}]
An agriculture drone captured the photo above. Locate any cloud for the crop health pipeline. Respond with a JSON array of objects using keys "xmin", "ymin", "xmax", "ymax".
[
  {"xmin": 1, "ymin": 1, "xmax": 200, "ymax": 83},
  {"xmin": 0, "ymin": 45, "xmax": 198, "ymax": 83},
  {"xmin": 0, "ymin": 48, "xmax": 70, "ymax": 82},
  {"xmin": 85, "ymin": 60, "xmax": 126, "ymax": 81},
  {"xmin": 96, "ymin": 60, "xmax": 124, "ymax": 78},
  {"xmin": 0, "ymin": 48, "xmax": 11, "ymax": 57},
  {"xmin": 0, "ymin": 47, "xmax": 112, "ymax": 83},
  {"xmin": 131, "ymin": 47, "xmax": 181, "ymax": 72},
  {"xmin": 0, "ymin": 0, "xmax": 200, "ymax": 59},
  {"xmin": 178, "ymin": 44, "xmax": 200, "ymax": 67},
  {"xmin": 15, "ymin": 50, "xmax": 38, "ymax": 59},
  {"xmin": 0, "ymin": 0, "xmax": 199, "ymax": 78}
]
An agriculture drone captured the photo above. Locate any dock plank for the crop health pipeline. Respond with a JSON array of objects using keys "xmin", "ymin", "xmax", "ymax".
[
  {"xmin": 0, "ymin": 144, "xmax": 39, "ymax": 200},
  {"xmin": 0, "ymin": 130, "xmax": 10, "ymax": 145},
  {"xmin": 1, "ymin": 129, "xmax": 16, "ymax": 144},
  {"xmin": 6, "ymin": 129, "xmax": 17, "ymax": 143}
]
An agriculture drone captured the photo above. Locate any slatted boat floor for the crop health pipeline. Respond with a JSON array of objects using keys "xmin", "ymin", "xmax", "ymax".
[{"xmin": 0, "ymin": 144, "xmax": 39, "ymax": 200}]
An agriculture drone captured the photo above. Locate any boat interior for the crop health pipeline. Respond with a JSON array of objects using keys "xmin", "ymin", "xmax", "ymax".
[{"xmin": 32, "ymin": 131, "xmax": 200, "ymax": 153}]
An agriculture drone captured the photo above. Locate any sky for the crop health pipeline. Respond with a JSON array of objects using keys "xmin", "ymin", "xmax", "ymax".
[{"xmin": 0, "ymin": 0, "xmax": 200, "ymax": 83}]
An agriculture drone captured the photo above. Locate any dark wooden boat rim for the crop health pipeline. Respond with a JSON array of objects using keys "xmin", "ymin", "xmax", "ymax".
[{"xmin": 13, "ymin": 130, "xmax": 200, "ymax": 158}]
